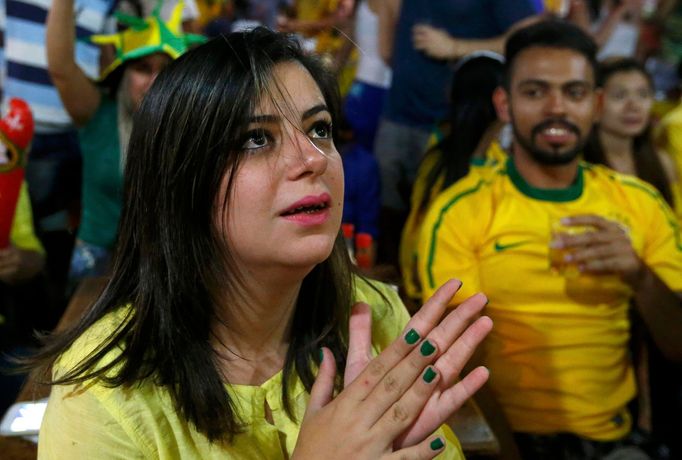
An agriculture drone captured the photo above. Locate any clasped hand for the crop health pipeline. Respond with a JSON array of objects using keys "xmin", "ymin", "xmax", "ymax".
[{"xmin": 292, "ymin": 280, "xmax": 492, "ymax": 459}]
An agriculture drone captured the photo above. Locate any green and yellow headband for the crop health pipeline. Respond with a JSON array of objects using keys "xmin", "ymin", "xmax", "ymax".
[{"xmin": 91, "ymin": 0, "xmax": 206, "ymax": 80}]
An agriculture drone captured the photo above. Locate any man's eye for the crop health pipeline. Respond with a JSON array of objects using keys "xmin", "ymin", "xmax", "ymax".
[
  {"xmin": 310, "ymin": 121, "xmax": 332, "ymax": 139},
  {"xmin": 242, "ymin": 130, "xmax": 269, "ymax": 150},
  {"xmin": 523, "ymin": 88, "xmax": 543, "ymax": 98}
]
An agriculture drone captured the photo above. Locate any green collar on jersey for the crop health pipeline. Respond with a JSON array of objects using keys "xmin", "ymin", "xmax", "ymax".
[{"xmin": 506, "ymin": 157, "xmax": 584, "ymax": 202}]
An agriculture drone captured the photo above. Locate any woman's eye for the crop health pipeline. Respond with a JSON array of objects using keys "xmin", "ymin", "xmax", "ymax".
[
  {"xmin": 242, "ymin": 130, "xmax": 269, "ymax": 150},
  {"xmin": 309, "ymin": 121, "xmax": 332, "ymax": 139}
]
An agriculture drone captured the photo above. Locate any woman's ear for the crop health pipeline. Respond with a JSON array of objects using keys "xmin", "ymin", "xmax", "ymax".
[{"xmin": 492, "ymin": 86, "xmax": 511, "ymax": 123}]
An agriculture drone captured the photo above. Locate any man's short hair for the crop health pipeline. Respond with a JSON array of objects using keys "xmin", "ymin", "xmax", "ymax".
[{"xmin": 503, "ymin": 20, "xmax": 598, "ymax": 88}]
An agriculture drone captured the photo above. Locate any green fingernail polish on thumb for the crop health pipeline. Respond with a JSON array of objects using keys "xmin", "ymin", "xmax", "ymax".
[
  {"xmin": 430, "ymin": 437, "xmax": 445, "ymax": 450},
  {"xmin": 318, "ymin": 348, "xmax": 323, "ymax": 362}
]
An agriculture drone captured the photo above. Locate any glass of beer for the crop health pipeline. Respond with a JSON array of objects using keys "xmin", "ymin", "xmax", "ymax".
[{"xmin": 549, "ymin": 219, "xmax": 593, "ymax": 277}]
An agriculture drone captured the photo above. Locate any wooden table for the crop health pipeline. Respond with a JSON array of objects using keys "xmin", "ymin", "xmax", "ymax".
[{"xmin": 0, "ymin": 277, "xmax": 503, "ymax": 458}]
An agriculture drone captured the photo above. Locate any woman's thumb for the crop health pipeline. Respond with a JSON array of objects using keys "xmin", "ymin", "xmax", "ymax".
[{"xmin": 305, "ymin": 347, "xmax": 337, "ymax": 416}]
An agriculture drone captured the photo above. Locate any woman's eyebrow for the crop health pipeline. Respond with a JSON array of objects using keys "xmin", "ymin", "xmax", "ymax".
[
  {"xmin": 247, "ymin": 114, "xmax": 280, "ymax": 123},
  {"xmin": 247, "ymin": 104, "xmax": 329, "ymax": 124},
  {"xmin": 302, "ymin": 104, "xmax": 329, "ymax": 121}
]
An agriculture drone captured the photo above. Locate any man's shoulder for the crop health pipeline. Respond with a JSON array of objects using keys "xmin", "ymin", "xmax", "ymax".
[{"xmin": 583, "ymin": 162, "xmax": 665, "ymax": 203}]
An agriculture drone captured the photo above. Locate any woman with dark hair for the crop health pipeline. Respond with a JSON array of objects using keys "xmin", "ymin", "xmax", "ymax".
[
  {"xmin": 584, "ymin": 57, "xmax": 681, "ymax": 216},
  {"xmin": 33, "ymin": 29, "xmax": 491, "ymax": 458},
  {"xmin": 400, "ymin": 52, "xmax": 505, "ymax": 304}
]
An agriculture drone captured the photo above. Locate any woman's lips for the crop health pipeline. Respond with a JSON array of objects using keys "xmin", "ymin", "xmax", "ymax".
[{"xmin": 280, "ymin": 193, "xmax": 332, "ymax": 226}]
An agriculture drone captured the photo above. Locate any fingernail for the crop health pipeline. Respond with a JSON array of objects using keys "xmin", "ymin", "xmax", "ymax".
[
  {"xmin": 423, "ymin": 366, "xmax": 437, "ymax": 383},
  {"xmin": 420, "ymin": 340, "xmax": 436, "ymax": 356},
  {"xmin": 430, "ymin": 437, "xmax": 445, "ymax": 450},
  {"xmin": 404, "ymin": 328, "xmax": 420, "ymax": 345},
  {"xmin": 318, "ymin": 348, "xmax": 323, "ymax": 362}
]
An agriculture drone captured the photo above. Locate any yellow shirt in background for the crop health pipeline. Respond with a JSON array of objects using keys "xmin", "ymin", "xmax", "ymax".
[
  {"xmin": 10, "ymin": 181, "xmax": 44, "ymax": 254},
  {"xmin": 38, "ymin": 277, "xmax": 463, "ymax": 459},
  {"xmin": 655, "ymin": 102, "xmax": 682, "ymax": 220},
  {"xmin": 418, "ymin": 157, "xmax": 682, "ymax": 440},
  {"xmin": 400, "ymin": 141, "xmax": 506, "ymax": 301}
]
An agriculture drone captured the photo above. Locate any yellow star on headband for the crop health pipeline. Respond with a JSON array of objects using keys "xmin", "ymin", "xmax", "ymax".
[{"xmin": 91, "ymin": 0, "xmax": 206, "ymax": 80}]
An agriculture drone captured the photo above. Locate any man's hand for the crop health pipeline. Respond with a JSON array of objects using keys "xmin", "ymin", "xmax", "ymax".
[
  {"xmin": 552, "ymin": 215, "xmax": 645, "ymax": 288},
  {"xmin": 412, "ymin": 24, "xmax": 460, "ymax": 60}
]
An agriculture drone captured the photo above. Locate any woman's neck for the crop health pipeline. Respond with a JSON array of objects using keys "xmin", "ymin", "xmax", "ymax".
[
  {"xmin": 211, "ymin": 274, "xmax": 302, "ymax": 385},
  {"xmin": 599, "ymin": 128, "xmax": 636, "ymax": 175}
]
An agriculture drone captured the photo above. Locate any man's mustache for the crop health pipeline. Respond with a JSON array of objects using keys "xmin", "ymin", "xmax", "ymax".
[{"xmin": 531, "ymin": 119, "xmax": 581, "ymax": 138}]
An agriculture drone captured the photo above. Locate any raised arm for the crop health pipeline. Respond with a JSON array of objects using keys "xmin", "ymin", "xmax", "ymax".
[
  {"xmin": 376, "ymin": 0, "xmax": 401, "ymax": 65},
  {"xmin": 46, "ymin": 0, "xmax": 101, "ymax": 126}
]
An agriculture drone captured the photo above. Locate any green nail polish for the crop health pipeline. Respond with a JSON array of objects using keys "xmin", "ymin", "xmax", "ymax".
[
  {"xmin": 404, "ymin": 328, "xmax": 420, "ymax": 345},
  {"xmin": 423, "ymin": 367, "xmax": 437, "ymax": 383},
  {"xmin": 318, "ymin": 349, "xmax": 323, "ymax": 362},
  {"xmin": 420, "ymin": 340, "xmax": 435, "ymax": 356},
  {"xmin": 430, "ymin": 437, "xmax": 444, "ymax": 450}
]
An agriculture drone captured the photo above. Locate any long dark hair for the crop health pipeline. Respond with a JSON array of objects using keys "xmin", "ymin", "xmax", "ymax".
[
  {"xmin": 28, "ymin": 28, "xmax": 353, "ymax": 441},
  {"xmin": 417, "ymin": 53, "xmax": 503, "ymax": 213},
  {"xmin": 584, "ymin": 58, "xmax": 673, "ymax": 205}
]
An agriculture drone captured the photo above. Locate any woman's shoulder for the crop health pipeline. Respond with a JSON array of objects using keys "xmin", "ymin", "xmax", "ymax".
[{"xmin": 54, "ymin": 306, "xmax": 131, "ymax": 375}]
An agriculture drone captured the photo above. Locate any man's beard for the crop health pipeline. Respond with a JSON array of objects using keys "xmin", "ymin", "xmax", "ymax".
[{"xmin": 511, "ymin": 116, "xmax": 587, "ymax": 166}]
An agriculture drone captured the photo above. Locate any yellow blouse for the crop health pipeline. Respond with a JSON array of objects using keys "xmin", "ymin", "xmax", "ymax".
[{"xmin": 38, "ymin": 278, "xmax": 463, "ymax": 459}]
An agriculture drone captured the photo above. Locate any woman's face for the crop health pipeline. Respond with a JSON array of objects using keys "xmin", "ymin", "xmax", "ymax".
[
  {"xmin": 600, "ymin": 70, "xmax": 653, "ymax": 138},
  {"xmin": 218, "ymin": 61, "xmax": 344, "ymax": 276},
  {"xmin": 124, "ymin": 53, "xmax": 173, "ymax": 112}
]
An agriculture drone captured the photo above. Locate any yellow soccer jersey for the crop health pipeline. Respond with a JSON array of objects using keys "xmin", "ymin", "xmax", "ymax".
[
  {"xmin": 400, "ymin": 141, "xmax": 506, "ymax": 301},
  {"xmin": 418, "ymin": 158, "xmax": 682, "ymax": 441},
  {"xmin": 656, "ymin": 103, "xmax": 682, "ymax": 220}
]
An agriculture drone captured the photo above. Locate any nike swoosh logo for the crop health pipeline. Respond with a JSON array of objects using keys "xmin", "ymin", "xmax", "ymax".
[{"xmin": 494, "ymin": 240, "xmax": 531, "ymax": 252}]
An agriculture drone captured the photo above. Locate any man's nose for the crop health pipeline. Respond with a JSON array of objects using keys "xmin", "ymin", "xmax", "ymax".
[{"xmin": 545, "ymin": 90, "xmax": 566, "ymax": 116}]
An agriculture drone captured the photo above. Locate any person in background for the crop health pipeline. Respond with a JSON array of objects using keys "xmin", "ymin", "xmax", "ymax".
[
  {"xmin": 0, "ymin": 0, "xmax": 116, "ymax": 315},
  {"xmin": 338, "ymin": 0, "xmax": 394, "ymax": 254},
  {"xmin": 585, "ymin": 57, "xmax": 682, "ymax": 459},
  {"xmin": 278, "ymin": 0, "xmax": 356, "ymax": 94},
  {"xmin": 46, "ymin": 0, "xmax": 204, "ymax": 290},
  {"xmin": 0, "ymin": 103, "xmax": 46, "ymax": 414},
  {"xmin": 418, "ymin": 20, "xmax": 682, "ymax": 459},
  {"xmin": 400, "ymin": 52, "xmax": 505, "ymax": 306},
  {"xmin": 32, "ymin": 28, "xmax": 492, "ymax": 458},
  {"xmin": 656, "ymin": 58, "xmax": 682, "ymax": 222},
  {"xmin": 0, "ymin": 182, "xmax": 46, "ymax": 414},
  {"xmin": 566, "ymin": 0, "xmax": 645, "ymax": 61},
  {"xmin": 373, "ymin": 0, "xmax": 538, "ymax": 268},
  {"xmin": 585, "ymin": 58, "xmax": 681, "ymax": 218}
]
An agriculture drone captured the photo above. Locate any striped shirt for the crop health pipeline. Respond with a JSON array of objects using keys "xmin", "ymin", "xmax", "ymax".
[{"xmin": 0, "ymin": 0, "xmax": 116, "ymax": 133}]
